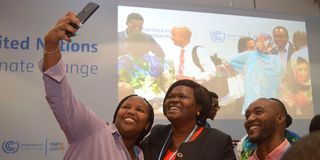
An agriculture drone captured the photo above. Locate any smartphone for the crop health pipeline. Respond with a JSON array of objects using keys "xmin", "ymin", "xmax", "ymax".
[{"xmin": 66, "ymin": 2, "xmax": 100, "ymax": 37}]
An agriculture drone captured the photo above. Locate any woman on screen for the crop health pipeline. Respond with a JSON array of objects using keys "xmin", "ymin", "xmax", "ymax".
[
  {"xmin": 281, "ymin": 31, "xmax": 313, "ymax": 116},
  {"xmin": 141, "ymin": 79, "xmax": 236, "ymax": 160},
  {"xmin": 40, "ymin": 11, "xmax": 154, "ymax": 160},
  {"xmin": 218, "ymin": 33, "xmax": 284, "ymax": 114}
]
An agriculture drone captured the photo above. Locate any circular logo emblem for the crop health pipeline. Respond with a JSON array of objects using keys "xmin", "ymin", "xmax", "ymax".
[
  {"xmin": 2, "ymin": 140, "xmax": 19, "ymax": 154},
  {"xmin": 177, "ymin": 152, "xmax": 183, "ymax": 158},
  {"xmin": 210, "ymin": 31, "xmax": 225, "ymax": 43}
]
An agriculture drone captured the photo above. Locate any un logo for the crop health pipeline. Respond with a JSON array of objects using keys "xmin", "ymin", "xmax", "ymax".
[
  {"xmin": 210, "ymin": 31, "xmax": 225, "ymax": 43},
  {"xmin": 2, "ymin": 140, "xmax": 19, "ymax": 154}
]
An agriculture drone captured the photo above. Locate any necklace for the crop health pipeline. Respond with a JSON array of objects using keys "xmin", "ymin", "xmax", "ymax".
[{"xmin": 157, "ymin": 125, "xmax": 198, "ymax": 160}]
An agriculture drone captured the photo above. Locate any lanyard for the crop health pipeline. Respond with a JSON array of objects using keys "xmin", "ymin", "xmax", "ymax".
[
  {"xmin": 158, "ymin": 125, "xmax": 198, "ymax": 160},
  {"xmin": 133, "ymin": 146, "xmax": 139, "ymax": 160}
]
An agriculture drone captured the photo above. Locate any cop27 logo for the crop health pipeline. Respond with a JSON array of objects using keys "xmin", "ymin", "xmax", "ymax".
[
  {"xmin": 2, "ymin": 140, "xmax": 19, "ymax": 154},
  {"xmin": 210, "ymin": 31, "xmax": 225, "ymax": 43}
]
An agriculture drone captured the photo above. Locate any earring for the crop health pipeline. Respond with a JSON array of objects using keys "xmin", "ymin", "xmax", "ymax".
[{"xmin": 197, "ymin": 111, "xmax": 200, "ymax": 116}]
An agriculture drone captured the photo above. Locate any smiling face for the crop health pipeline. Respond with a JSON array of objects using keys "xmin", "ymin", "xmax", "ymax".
[
  {"xmin": 295, "ymin": 59, "xmax": 309, "ymax": 84},
  {"xmin": 171, "ymin": 27, "xmax": 191, "ymax": 48},
  {"xmin": 246, "ymin": 39, "xmax": 256, "ymax": 51},
  {"xmin": 244, "ymin": 98, "xmax": 280, "ymax": 144},
  {"xmin": 163, "ymin": 85, "xmax": 200, "ymax": 125},
  {"xmin": 114, "ymin": 96, "xmax": 150, "ymax": 139},
  {"xmin": 126, "ymin": 19, "xmax": 143, "ymax": 35},
  {"xmin": 256, "ymin": 34, "xmax": 273, "ymax": 54},
  {"xmin": 273, "ymin": 27, "xmax": 289, "ymax": 50}
]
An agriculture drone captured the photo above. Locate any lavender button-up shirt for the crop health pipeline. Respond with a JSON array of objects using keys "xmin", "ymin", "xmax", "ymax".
[{"xmin": 39, "ymin": 58, "xmax": 144, "ymax": 160}]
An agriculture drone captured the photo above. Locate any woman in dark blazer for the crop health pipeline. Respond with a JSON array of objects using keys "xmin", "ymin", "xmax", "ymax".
[{"xmin": 142, "ymin": 79, "xmax": 236, "ymax": 160}]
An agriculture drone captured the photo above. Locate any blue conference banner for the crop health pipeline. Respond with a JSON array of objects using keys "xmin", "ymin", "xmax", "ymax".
[{"xmin": 0, "ymin": 0, "xmax": 113, "ymax": 159}]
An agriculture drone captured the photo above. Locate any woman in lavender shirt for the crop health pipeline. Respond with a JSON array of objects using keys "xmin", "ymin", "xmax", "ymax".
[{"xmin": 40, "ymin": 11, "xmax": 154, "ymax": 160}]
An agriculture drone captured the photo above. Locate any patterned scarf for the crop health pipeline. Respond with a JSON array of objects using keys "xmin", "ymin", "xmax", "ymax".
[{"xmin": 240, "ymin": 129, "xmax": 301, "ymax": 160}]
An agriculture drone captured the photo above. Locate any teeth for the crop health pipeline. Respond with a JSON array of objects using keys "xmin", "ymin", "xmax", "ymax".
[
  {"xmin": 169, "ymin": 106, "xmax": 180, "ymax": 111},
  {"xmin": 249, "ymin": 126, "xmax": 259, "ymax": 130},
  {"xmin": 124, "ymin": 118, "xmax": 135, "ymax": 123}
]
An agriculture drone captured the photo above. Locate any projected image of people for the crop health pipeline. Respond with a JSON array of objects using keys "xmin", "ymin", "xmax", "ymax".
[
  {"xmin": 238, "ymin": 36, "xmax": 255, "ymax": 53},
  {"xmin": 118, "ymin": 12, "xmax": 171, "ymax": 113},
  {"xmin": 118, "ymin": 6, "xmax": 314, "ymax": 118},
  {"xmin": 118, "ymin": 32, "xmax": 168, "ymax": 99},
  {"xmin": 219, "ymin": 36, "xmax": 256, "ymax": 113},
  {"xmin": 281, "ymin": 31, "xmax": 313, "ymax": 116},
  {"xmin": 170, "ymin": 26, "xmax": 216, "ymax": 82},
  {"xmin": 118, "ymin": 12, "xmax": 165, "ymax": 59},
  {"xmin": 170, "ymin": 26, "xmax": 229, "ymax": 99},
  {"xmin": 218, "ymin": 33, "xmax": 284, "ymax": 114},
  {"xmin": 271, "ymin": 26, "xmax": 295, "ymax": 68}
]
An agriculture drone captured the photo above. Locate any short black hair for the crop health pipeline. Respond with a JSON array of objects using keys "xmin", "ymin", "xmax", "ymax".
[
  {"xmin": 238, "ymin": 36, "xmax": 254, "ymax": 53},
  {"xmin": 112, "ymin": 94, "xmax": 154, "ymax": 145},
  {"xmin": 126, "ymin": 13, "xmax": 144, "ymax": 23},
  {"xmin": 310, "ymin": 114, "xmax": 320, "ymax": 133},
  {"xmin": 163, "ymin": 79, "xmax": 211, "ymax": 126},
  {"xmin": 209, "ymin": 91, "xmax": 218, "ymax": 99},
  {"xmin": 269, "ymin": 98, "xmax": 292, "ymax": 128},
  {"xmin": 273, "ymin": 26, "xmax": 289, "ymax": 37}
]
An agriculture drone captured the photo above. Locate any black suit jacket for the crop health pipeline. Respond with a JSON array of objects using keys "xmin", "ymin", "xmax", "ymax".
[
  {"xmin": 118, "ymin": 30, "xmax": 165, "ymax": 59},
  {"xmin": 141, "ymin": 124, "xmax": 236, "ymax": 160},
  {"xmin": 271, "ymin": 42, "xmax": 295, "ymax": 65}
]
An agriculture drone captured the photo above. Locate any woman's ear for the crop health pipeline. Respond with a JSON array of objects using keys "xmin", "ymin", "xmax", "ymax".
[{"xmin": 196, "ymin": 104, "xmax": 201, "ymax": 117}]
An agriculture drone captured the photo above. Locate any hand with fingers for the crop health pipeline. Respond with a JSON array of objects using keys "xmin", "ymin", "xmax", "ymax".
[{"xmin": 43, "ymin": 12, "xmax": 80, "ymax": 71}]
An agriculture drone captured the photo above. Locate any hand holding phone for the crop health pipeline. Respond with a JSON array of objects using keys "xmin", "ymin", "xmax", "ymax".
[{"xmin": 66, "ymin": 2, "xmax": 100, "ymax": 37}]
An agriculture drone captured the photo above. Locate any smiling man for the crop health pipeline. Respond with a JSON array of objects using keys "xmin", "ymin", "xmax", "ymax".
[
  {"xmin": 118, "ymin": 13, "xmax": 165, "ymax": 59},
  {"xmin": 244, "ymin": 98, "xmax": 291, "ymax": 160}
]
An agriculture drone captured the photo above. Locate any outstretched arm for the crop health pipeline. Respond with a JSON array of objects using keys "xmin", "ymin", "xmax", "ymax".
[
  {"xmin": 149, "ymin": 37, "xmax": 165, "ymax": 60},
  {"xmin": 217, "ymin": 51, "xmax": 251, "ymax": 77},
  {"xmin": 40, "ymin": 12, "xmax": 105, "ymax": 144}
]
